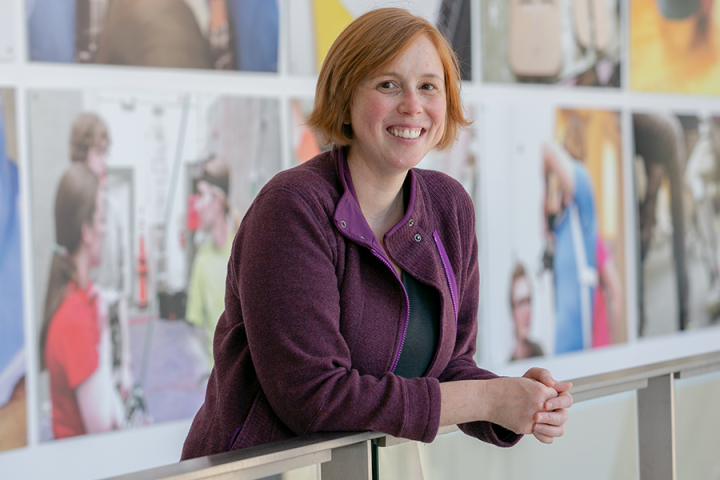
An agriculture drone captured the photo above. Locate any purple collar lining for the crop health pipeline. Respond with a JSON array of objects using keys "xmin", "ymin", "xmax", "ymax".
[{"xmin": 333, "ymin": 147, "xmax": 418, "ymax": 253}]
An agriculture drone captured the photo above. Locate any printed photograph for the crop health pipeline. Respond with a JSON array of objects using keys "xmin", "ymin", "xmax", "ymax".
[
  {"xmin": 27, "ymin": 89, "xmax": 282, "ymax": 441},
  {"xmin": 481, "ymin": 0, "xmax": 622, "ymax": 87},
  {"xmin": 482, "ymin": 105, "xmax": 627, "ymax": 365},
  {"xmin": 288, "ymin": 0, "xmax": 472, "ymax": 80},
  {"xmin": 416, "ymin": 104, "xmax": 478, "ymax": 198},
  {"xmin": 0, "ymin": 88, "xmax": 26, "ymax": 453},
  {"xmin": 634, "ymin": 113, "xmax": 720, "ymax": 337},
  {"xmin": 26, "ymin": 0, "xmax": 278, "ymax": 72},
  {"xmin": 0, "ymin": 1, "xmax": 15, "ymax": 61},
  {"xmin": 631, "ymin": 0, "xmax": 720, "ymax": 95}
]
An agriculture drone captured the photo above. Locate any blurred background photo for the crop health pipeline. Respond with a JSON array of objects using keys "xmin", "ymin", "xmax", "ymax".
[
  {"xmin": 288, "ymin": 98, "xmax": 324, "ymax": 166},
  {"xmin": 27, "ymin": 89, "xmax": 282, "ymax": 442},
  {"xmin": 416, "ymin": 104, "xmax": 479, "ymax": 198},
  {"xmin": 631, "ymin": 0, "xmax": 720, "ymax": 95},
  {"xmin": 481, "ymin": 0, "xmax": 622, "ymax": 87},
  {"xmin": 288, "ymin": 0, "xmax": 472, "ymax": 80},
  {"xmin": 634, "ymin": 112, "xmax": 720, "ymax": 337},
  {"xmin": 26, "ymin": 0, "xmax": 279, "ymax": 72},
  {"xmin": 0, "ymin": 88, "xmax": 26, "ymax": 453},
  {"xmin": 0, "ymin": 1, "xmax": 15, "ymax": 61},
  {"xmin": 482, "ymin": 105, "xmax": 627, "ymax": 366}
]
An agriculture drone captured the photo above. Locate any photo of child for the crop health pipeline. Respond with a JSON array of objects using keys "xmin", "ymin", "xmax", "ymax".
[{"xmin": 28, "ymin": 89, "xmax": 282, "ymax": 441}]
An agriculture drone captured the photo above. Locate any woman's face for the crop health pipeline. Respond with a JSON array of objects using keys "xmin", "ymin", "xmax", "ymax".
[
  {"xmin": 347, "ymin": 35, "xmax": 446, "ymax": 175},
  {"xmin": 195, "ymin": 180, "xmax": 224, "ymax": 231},
  {"xmin": 86, "ymin": 138, "xmax": 109, "ymax": 189},
  {"xmin": 511, "ymin": 276, "xmax": 532, "ymax": 340}
]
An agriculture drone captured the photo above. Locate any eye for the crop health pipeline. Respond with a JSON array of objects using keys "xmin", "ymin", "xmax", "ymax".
[
  {"xmin": 378, "ymin": 81, "xmax": 396, "ymax": 90},
  {"xmin": 420, "ymin": 83, "xmax": 440, "ymax": 92}
]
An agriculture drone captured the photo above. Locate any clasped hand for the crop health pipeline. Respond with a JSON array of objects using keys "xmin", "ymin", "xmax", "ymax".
[{"xmin": 489, "ymin": 368, "xmax": 573, "ymax": 444}]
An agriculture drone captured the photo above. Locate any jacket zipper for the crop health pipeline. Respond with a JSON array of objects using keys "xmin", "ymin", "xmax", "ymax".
[
  {"xmin": 432, "ymin": 231, "xmax": 458, "ymax": 326},
  {"xmin": 370, "ymin": 248, "xmax": 410, "ymax": 373}
]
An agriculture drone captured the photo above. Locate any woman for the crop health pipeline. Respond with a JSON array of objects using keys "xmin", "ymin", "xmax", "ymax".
[
  {"xmin": 182, "ymin": 8, "xmax": 572, "ymax": 459},
  {"xmin": 40, "ymin": 163, "xmax": 127, "ymax": 439},
  {"xmin": 509, "ymin": 263, "xmax": 544, "ymax": 361}
]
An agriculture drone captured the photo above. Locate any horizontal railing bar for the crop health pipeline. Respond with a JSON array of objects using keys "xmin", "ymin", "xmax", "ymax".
[
  {"xmin": 230, "ymin": 451, "xmax": 330, "ymax": 480},
  {"xmin": 568, "ymin": 350, "xmax": 720, "ymax": 398},
  {"xmin": 572, "ymin": 379, "xmax": 649, "ymax": 403},
  {"xmin": 109, "ymin": 350, "xmax": 720, "ymax": 480},
  {"xmin": 105, "ymin": 431, "xmax": 383, "ymax": 480},
  {"xmin": 375, "ymin": 425, "xmax": 460, "ymax": 447},
  {"xmin": 674, "ymin": 361, "xmax": 720, "ymax": 380}
]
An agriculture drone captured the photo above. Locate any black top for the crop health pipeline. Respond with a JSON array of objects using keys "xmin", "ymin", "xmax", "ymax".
[{"xmin": 393, "ymin": 272, "xmax": 441, "ymax": 378}]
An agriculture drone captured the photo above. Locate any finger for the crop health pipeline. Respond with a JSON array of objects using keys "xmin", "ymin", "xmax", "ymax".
[
  {"xmin": 553, "ymin": 381, "xmax": 573, "ymax": 393},
  {"xmin": 523, "ymin": 368, "xmax": 555, "ymax": 388},
  {"xmin": 533, "ymin": 422, "xmax": 565, "ymax": 438},
  {"xmin": 535, "ymin": 409, "xmax": 568, "ymax": 426},
  {"xmin": 532, "ymin": 430, "xmax": 555, "ymax": 444},
  {"xmin": 545, "ymin": 392, "xmax": 573, "ymax": 411}
]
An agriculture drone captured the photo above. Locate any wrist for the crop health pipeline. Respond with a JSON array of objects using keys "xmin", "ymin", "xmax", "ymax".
[{"xmin": 476, "ymin": 378, "xmax": 496, "ymax": 424}]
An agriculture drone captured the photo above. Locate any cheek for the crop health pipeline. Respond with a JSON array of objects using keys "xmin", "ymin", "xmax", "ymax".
[
  {"xmin": 428, "ymin": 100, "xmax": 447, "ymax": 134},
  {"xmin": 354, "ymin": 96, "xmax": 391, "ymax": 128}
]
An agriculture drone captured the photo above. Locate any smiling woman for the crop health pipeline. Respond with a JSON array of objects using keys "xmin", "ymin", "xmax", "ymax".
[{"xmin": 181, "ymin": 8, "xmax": 573, "ymax": 465}]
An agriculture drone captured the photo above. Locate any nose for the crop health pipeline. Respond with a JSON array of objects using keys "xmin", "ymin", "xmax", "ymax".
[{"xmin": 398, "ymin": 88, "xmax": 422, "ymax": 116}]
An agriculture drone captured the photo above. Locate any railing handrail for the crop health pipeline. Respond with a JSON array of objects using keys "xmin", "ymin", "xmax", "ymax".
[
  {"xmin": 568, "ymin": 349, "xmax": 720, "ymax": 402},
  {"xmin": 106, "ymin": 349, "xmax": 720, "ymax": 480},
  {"xmin": 105, "ymin": 431, "xmax": 384, "ymax": 480}
]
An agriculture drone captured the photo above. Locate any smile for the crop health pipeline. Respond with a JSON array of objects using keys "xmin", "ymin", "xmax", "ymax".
[{"xmin": 388, "ymin": 127, "xmax": 423, "ymax": 139}]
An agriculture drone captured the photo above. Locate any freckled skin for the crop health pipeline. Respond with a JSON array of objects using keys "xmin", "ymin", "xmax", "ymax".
[{"xmin": 346, "ymin": 35, "xmax": 447, "ymax": 178}]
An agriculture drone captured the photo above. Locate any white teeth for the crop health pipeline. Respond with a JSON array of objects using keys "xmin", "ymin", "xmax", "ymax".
[{"xmin": 390, "ymin": 128, "xmax": 421, "ymax": 139}]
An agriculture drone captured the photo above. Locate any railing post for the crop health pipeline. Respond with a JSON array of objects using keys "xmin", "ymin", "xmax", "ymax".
[
  {"xmin": 321, "ymin": 439, "xmax": 372, "ymax": 480},
  {"xmin": 637, "ymin": 373, "xmax": 676, "ymax": 480}
]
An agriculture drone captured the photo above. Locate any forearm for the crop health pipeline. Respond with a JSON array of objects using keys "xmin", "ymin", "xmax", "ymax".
[
  {"xmin": 77, "ymin": 361, "xmax": 126, "ymax": 433},
  {"xmin": 544, "ymin": 143, "xmax": 576, "ymax": 200},
  {"xmin": 439, "ymin": 380, "xmax": 490, "ymax": 427}
]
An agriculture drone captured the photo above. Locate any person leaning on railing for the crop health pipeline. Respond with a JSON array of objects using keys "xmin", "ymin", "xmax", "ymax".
[{"xmin": 181, "ymin": 7, "xmax": 573, "ymax": 460}]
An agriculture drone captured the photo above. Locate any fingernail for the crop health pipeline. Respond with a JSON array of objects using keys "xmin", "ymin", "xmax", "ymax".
[{"xmin": 546, "ymin": 402, "xmax": 553, "ymax": 410}]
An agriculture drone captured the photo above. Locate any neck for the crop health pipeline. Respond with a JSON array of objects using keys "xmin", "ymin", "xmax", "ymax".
[
  {"xmin": 211, "ymin": 215, "xmax": 229, "ymax": 250},
  {"xmin": 346, "ymin": 150, "xmax": 408, "ymax": 241},
  {"xmin": 72, "ymin": 250, "xmax": 91, "ymax": 290},
  {"xmin": 513, "ymin": 337, "xmax": 531, "ymax": 360}
]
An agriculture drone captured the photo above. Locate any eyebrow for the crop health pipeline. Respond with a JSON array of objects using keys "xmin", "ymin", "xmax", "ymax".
[{"xmin": 374, "ymin": 72, "xmax": 444, "ymax": 81}]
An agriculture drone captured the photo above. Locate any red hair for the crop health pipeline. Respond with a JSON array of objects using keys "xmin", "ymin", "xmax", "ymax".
[{"xmin": 307, "ymin": 8, "xmax": 470, "ymax": 151}]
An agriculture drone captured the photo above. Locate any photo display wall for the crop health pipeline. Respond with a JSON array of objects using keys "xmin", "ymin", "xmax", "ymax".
[{"xmin": 2, "ymin": 0, "xmax": 720, "ymax": 478}]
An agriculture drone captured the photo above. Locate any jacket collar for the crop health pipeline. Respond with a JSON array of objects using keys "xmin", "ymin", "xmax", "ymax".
[{"xmin": 332, "ymin": 146, "xmax": 424, "ymax": 251}]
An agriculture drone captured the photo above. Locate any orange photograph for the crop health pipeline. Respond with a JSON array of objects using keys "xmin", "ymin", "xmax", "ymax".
[{"xmin": 632, "ymin": 0, "xmax": 720, "ymax": 94}]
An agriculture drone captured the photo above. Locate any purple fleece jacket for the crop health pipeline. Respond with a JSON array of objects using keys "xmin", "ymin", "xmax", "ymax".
[{"xmin": 181, "ymin": 148, "xmax": 521, "ymax": 459}]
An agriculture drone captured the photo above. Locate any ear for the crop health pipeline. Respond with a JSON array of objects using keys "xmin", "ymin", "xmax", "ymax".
[{"xmin": 343, "ymin": 109, "xmax": 351, "ymax": 125}]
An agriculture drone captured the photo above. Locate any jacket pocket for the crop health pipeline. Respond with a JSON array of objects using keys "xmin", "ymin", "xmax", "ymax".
[{"xmin": 228, "ymin": 389, "xmax": 294, "ymax": 451}]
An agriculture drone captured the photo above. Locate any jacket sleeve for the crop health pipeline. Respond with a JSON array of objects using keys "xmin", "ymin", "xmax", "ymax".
[
  {"xmin": 435, "ymin": 187, "xmax": 522, "ymax": 448},
  {"xmin": 233, "ymin": 186, "xmax": 441, "ymax": 443}
]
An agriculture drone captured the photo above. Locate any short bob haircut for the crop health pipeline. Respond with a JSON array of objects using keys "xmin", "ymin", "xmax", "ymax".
[
  {"xmin": 70, "ymin": 112, "xmax": 110, "ymax": 164},
  {"xmin": 307, "ymin": 8, "xmax": 470, "ymax": 151}
]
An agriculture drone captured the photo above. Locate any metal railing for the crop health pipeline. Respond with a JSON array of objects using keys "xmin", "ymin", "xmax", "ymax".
[{"xmin": 106, "ymin": 350, "xmax": 720, "ymax": 480}]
